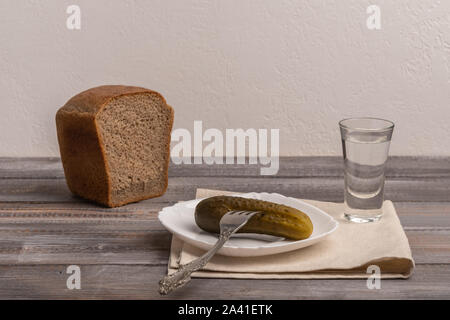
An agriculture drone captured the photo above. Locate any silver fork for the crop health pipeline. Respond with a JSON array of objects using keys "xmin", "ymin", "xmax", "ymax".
[{"xmin": 159, "ymin": 210, "xmax": 260, "ymax": 295}]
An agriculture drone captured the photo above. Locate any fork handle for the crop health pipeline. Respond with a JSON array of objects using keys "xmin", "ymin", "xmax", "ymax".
[{"xmin": 159, "ymin": 231, "xmax": 232, "ymax": 295}]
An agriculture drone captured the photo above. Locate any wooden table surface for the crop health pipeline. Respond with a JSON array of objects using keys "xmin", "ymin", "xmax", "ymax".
[{"xmin": 0, "ymin": 157, "xmax": 449, "ymax": 299}]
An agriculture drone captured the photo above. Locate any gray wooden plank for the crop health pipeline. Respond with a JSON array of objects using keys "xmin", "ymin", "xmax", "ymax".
[
  {"xmin": 0, "ymin": 220, "xmax": 448, "ymax": 265},
  {"xmin": 0, "ymin": 264, "xmax": 448, "ymax": 299},
  {"xmin": 395, "ymin": 202, "xmax": 450, "ymax": 229},
  {"xmin": 1, "ymin": 176, "xmax": 449, "ymax": 203},
  {"xmin": 0, "ymin": 201, "xmax": 169, "ymax": 212},
  {"xmin": 1, "ymin": 202, "xmax": 449, "ymax": 229},
  {"xmin": 0, "ymin": 158, "xmax": 64, "ymax": 179},
  {"xmin": 167, "ymin": 156, "xmax": 450, "ymax": 179},
  {"xmin": 0, "ymin": 230, "xmax": 171, "ymax": 266},
  {"xmin": 1, "ymin": 157, "xmax": 449, "ymax": 179}
]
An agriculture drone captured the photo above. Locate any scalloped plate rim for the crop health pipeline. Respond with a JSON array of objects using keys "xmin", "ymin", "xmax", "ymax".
[{"xmin": 158, "ymin": 192, "xmax": 339, "ymax": 257}]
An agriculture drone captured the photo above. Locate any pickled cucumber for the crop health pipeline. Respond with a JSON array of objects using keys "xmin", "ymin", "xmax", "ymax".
[{"xmin": 194, "ymin": 196, "xmax": 313, "ymax": 240}]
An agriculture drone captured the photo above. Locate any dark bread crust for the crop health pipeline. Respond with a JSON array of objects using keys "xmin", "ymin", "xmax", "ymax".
[{"xmin": 56, "ymin": 85, "xmax": 174, "ymax": 207}]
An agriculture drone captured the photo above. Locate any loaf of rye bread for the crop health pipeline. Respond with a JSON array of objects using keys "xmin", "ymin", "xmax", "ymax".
[{"xmin": 56, "ymin": 85, "xmax": 174, "ymax": 207}]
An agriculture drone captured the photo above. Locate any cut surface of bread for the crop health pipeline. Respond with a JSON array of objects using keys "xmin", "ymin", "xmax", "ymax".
[{"xmin": 56, "ymin": 85, "xmax": 174, "ymax": 207}]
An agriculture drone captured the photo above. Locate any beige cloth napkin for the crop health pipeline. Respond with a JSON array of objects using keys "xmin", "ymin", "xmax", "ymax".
[{"xmin": 167, "ymin": 189, "xmax": 414, "ymax": 279}]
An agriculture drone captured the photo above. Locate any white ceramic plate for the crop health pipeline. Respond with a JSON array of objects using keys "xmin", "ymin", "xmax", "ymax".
[{"xmin": 158, "ymin": 192, "xmax": 339, "ymax": 257}]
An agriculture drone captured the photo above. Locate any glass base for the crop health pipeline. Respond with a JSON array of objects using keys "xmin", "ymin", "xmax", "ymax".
[{"xmin": 344, "ymin": 213, "xmax": 382, "ymax": 223}]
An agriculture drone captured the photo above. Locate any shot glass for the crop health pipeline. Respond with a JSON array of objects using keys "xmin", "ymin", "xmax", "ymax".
[{"xmin": 339, "ymin": 118, "xmax": 394, "ymax": 223}]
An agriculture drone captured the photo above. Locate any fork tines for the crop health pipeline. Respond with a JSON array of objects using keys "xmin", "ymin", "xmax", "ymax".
[{"xmin": 228, "ymin": 210, "xmax": 256, "ymax": 215}]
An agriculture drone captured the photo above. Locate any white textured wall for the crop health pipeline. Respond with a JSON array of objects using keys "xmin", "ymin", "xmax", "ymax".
[{"xmin": 1, "ymin": 0, "xmax": 449, "ymax": 157}]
